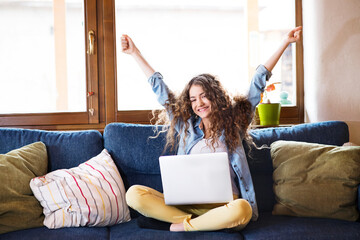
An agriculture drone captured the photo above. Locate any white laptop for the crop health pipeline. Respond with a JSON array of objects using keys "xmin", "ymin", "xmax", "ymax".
[{"xmin": 159, "ymin": 152, "xmax": 233, "ymax": 205}]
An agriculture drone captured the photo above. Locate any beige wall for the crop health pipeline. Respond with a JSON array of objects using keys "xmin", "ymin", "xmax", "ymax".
[{"xmin": 303, "ymin": 0, "xmax": 360, "ymax": 145}]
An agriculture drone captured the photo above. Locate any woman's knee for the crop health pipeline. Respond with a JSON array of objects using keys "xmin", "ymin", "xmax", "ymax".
[
  {"xmin": 125, "ymin": 185, "xmax": 147, "ymax": 209},
  {"xmin": 228, "ymin": 199, "xmax": 252, "ymax": 223}
]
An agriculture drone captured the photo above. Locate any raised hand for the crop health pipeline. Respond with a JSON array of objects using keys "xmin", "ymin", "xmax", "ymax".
[
  {"xmin": 120, "ymin": 34, "xmax": 155, "ymax": 78},
  {"xmin": 286, "ymin": 26, "xmax": 302, "ymax": 44},
  {"xmin": 263, "ymin": 26, "xmax": 302, "ymax": 72},
  {"xmin": 121, "ymin": 34, "xmax": 137, "ymax": 55}
]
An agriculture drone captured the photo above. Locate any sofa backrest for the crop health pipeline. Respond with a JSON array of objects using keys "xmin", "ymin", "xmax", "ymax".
[
  {"xmin": 104, "ymin": 121, "xmax": 349, "ymax": 214},
  {"xmin": 1, "ymin": 121, "xmax": 349, "ymax": 215},
  {"xmin": 103, "ymin": 123, "xmax": 175, "ymax": 193},
  {"xmin": 0, "ymin": 128, "xmax": 103, "ymax": 172},
  {"xmin": 245, "ymin": 121, "xmax": 349, "ymax": 212}
]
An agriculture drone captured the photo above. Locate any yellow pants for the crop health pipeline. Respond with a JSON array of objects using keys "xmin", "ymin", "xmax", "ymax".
[{"xmin": 125, "ymin": 185, "xmax": 252, "ymax": 231}]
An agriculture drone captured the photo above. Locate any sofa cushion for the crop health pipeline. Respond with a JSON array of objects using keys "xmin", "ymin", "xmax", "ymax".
[
  {"xmin": 242, "ymin": 212, "xmax": 360, "ymax": 240},
  {"xmin": 244, "ymin": 121, "xmax": 349, "ymax": 213},
  {"xmin": 30, "ymin": 149, "xmax": 130, "ymax": 229},
  {"xmin": 0, "ymin": 226, "xmax": 109, "ymax": 240},
  {"xmin": 103, "ymin": 123, "xmax": 175, "ymax": 192},
  {"xmin": 0, "ymin": 128, "xmax": 103, "ymax": 171},
  {"xmin": 109, "ymin": 219, "xmax": 243, "ymax": 240},
  {"xmin": 0, "ymin": 142, "xmax": 48, "ymax": 234},
  {"xmin": 271, "ymin": 141, "xmax": 360, "ymax": 221}
]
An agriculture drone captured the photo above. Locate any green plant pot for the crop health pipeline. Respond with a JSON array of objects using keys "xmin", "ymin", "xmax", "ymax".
[{"xmin": 257, "ymin": 103, "xmax": 281, "ymax": 126}]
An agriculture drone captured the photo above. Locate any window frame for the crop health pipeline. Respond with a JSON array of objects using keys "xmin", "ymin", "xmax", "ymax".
[{"xmin": 0, "ymin": 0, "xmax": 100, "ymax": 128}]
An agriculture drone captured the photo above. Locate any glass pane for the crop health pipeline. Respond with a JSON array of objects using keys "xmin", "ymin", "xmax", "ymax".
[
  {"xmin": 115, "ymin": 0, "xmax": 246, "ymax": 111},
  {"xmin": 258, "ymin": 0, "xmax": 296, "ymax": 105},
  {"xmin": 0, "ymin": 0, "xmax": 86, "ymax": 114},
  {"xmin": 115, "ymin": 0, "xmax": 295, "ymax": 110}
]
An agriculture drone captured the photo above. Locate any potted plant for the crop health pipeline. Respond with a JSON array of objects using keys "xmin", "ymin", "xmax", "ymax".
[{"xmin": 257, "ymin": 82, "xmax": 281, "ymax": 126}]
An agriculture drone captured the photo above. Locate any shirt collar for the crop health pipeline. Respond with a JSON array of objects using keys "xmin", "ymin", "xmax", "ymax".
[{"xmin": 193, "ymin": 116, "xmax": 202, "ymax": 128}]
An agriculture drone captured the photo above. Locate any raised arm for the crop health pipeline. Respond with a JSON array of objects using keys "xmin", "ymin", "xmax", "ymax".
[
  {"xmin": 247, "ymin": 26, "xmax": 302, "ymax": 111},
  {"xmin": 121, "ymin": 34, "xmax": 155, "ymax": 78},
  {"xmin": 121, "ymin": 34, "xmax": 175, "ymax": 116},
  {"xmin": 263, "ymin": 26, "xmax": 302, "ymax": 72},
  {"xmin": 121, "ymin": 35, "xmax": 182, "ymax": 131}
]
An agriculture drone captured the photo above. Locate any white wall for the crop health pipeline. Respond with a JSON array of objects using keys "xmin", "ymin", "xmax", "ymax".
[{"xmin": 303, "ymin": 0, "xmax": 360, "ymax": 144}]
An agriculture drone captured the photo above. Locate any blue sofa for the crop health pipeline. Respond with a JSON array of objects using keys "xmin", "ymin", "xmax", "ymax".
[{"xmin": 0, "ymin": 121, "xmax": 359, "ymax": 240}]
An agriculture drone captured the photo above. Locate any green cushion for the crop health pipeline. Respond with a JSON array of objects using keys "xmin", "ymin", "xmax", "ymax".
[
  {"xmin": 0, "ymin": 142, "xmax": 48, "ymax": 234},
  {"xmin": 271, "ymin": 140, "xmax": 360, "ymax": 221}
]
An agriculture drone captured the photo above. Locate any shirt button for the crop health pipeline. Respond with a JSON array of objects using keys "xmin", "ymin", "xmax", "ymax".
[
  {"xmin": 245, "ymin": 188, "xmax": 249, "ymax": 192},
  {"xmin": 240, "ymin": 177, "xmax": 243, "ymax": 180},
  {"xmin": 234, "ymin": 165, "xmax": 237, "ymax": 168}
]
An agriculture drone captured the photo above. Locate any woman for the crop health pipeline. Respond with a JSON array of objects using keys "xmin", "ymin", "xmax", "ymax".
[{"xmin": 121, "ymin": 26, "xmax": 302, "ymax": 232}]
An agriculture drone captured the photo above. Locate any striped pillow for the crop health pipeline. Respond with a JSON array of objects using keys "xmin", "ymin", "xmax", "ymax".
[{"xmin": 30, "ymin": 149, "xmax": 130, "ymax": 228}]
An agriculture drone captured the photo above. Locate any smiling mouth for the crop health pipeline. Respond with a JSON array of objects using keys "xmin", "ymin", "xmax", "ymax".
[{"xmin": 197, "ymin": 107, "xmax": 208, "ymax": 112}]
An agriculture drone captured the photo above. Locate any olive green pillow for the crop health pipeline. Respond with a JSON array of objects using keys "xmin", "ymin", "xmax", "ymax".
[
  {"xmin": 0, "ymin": 142, "xmax": 48, "ymax": 234},
  {"xmin": 271, "ymin": 140, "xmax": 360, "ymax": 221}
]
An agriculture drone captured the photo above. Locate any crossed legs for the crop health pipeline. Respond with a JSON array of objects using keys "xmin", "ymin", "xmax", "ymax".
[{"xmin": 125, "ymin": 185, "xmax": 252, "ymax": 232}]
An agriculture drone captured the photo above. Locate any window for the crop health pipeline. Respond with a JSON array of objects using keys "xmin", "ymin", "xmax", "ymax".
[
  {"xmin": 115, "ymin": 0, "xmax": 304, "ymax": 124},
  {"xmin": 0, "ymin": 0, "xmax": 303, "ymax": 130},
  {"xmin": 0, "ymin": 0, "xmax": 99, "ymax": 126}
]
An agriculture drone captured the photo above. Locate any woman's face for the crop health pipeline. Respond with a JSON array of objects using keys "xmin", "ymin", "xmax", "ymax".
[{"xmin": 189, "ymin": 84, "xmax": 212, "ymax": 119}]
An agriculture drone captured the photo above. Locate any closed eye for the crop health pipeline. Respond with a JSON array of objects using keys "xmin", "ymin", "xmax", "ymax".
[{"xmin": 200, "ymin": 93, "xmax": 208, "ymax": 99}]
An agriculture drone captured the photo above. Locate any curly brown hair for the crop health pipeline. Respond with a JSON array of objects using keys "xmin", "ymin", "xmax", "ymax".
[{"xmin": 153, "ymin": 73, "xmax": 255, "ymax": 154}]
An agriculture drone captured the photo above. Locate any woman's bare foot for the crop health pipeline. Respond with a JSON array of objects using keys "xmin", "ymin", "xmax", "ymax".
[{"xmin": 170, "ymin": 222, "xmax": 185, "ymax": 232}]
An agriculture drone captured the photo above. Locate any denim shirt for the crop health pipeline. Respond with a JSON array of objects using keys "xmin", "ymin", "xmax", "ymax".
[{"xmin": 148, "ymin": 65, "xmax": 272, "ymax": 221}]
